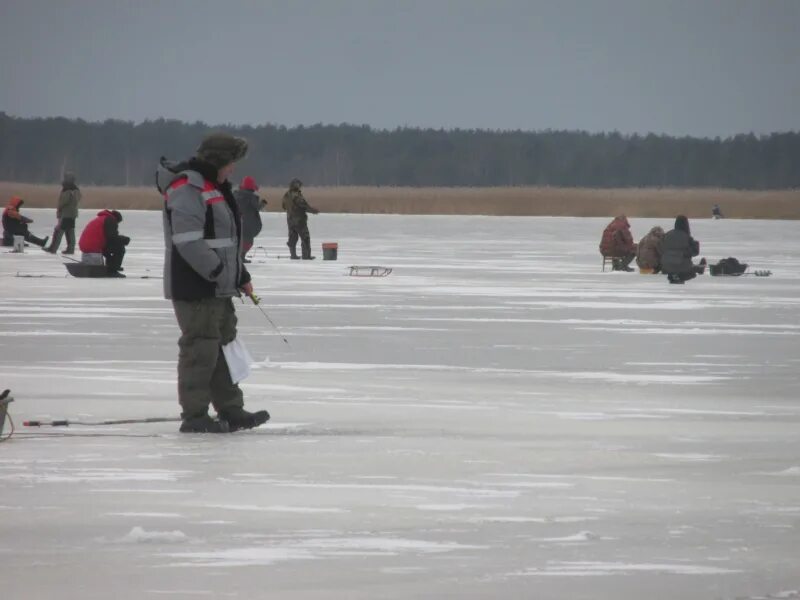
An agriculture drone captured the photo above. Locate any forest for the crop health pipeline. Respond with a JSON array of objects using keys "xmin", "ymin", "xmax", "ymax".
[{"xmin": 1, "ymin": 112, "xmax": 797, "ymax": 189}]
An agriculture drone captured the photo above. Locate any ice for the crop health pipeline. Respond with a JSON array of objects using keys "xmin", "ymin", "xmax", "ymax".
[
  {"xmin": 119, "ymin": 527, "xmax": 188, "ymax": 544},
  {"xmin": 1, "ymin": 212, "xmax": 799, "ymax": 599}
]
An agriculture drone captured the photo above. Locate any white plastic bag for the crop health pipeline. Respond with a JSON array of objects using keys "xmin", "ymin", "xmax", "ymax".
[{"xmin": 222, "ymin": 338, "xmax": 254, "ymax": 384}]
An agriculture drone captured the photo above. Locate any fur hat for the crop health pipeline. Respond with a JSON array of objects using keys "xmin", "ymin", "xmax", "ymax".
[{"xmin": 196, "ymin": 132, "xmax": 248, "ymax": 168}]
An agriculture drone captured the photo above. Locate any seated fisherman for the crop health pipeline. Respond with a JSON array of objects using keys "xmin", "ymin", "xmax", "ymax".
[
  {"xmin": 2, "ymin": 196, "xmax": 49, "ymax": 248},
  {"xmin": 599, "ymin": 215, "xmax": 637, "ymax": 271},
  {"xmin": 78, "ymin": 209, "xmax": 130, "ymax": 277},
  {"xmin": 660, "ymin": 215, "xmax": 706, "ymax": 284}
]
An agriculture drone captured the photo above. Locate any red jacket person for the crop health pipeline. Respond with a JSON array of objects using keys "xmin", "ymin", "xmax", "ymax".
[
  {"xmin": 78, "ymin": 209, "xmax": 129, "ymax": 276},
  {"xmin": 599, "ymin": 215, "xmax": 637, "ymax": 272}
]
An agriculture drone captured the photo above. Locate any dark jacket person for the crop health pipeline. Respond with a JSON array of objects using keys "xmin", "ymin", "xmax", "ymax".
[
  {"xmin": 233, "ymin": 176, "xmax": 265, "ymax": 261},
  {"xmin": 660, "ymin": 215, "xmax": 706, "ymax": 283}
]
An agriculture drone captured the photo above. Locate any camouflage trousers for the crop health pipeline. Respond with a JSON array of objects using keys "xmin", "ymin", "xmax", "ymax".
[
  {"xmin": 286, "ymin": 221, "xmax": 311, "ymax": 257},
  {"xmin": 172, "ymin": 297, "xmax": 244, "ymax": 419}
]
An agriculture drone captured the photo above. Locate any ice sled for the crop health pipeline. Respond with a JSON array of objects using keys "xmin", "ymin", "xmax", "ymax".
[{"xmin": 348, "ymin": 265, "xmax": 392, "ymax": 277}]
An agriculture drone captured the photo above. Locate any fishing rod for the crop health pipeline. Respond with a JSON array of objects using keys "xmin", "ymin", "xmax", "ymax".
[
  {"xmin": 249, "ymin": 293, "xmax": 290, "ymax": 346},
  {"xmin": 24, "ymin": 416, "xmax": 182, "ymax": 427}
]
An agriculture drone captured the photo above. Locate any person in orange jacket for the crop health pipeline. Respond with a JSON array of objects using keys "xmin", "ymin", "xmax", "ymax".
[{"xmin": 2, "ymin": 197, "xmax": 49, "ymax": 248}]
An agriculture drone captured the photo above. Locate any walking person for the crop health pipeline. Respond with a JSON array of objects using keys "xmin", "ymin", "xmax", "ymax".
[
  {"xmin": 46, "ymin": 171, "xmax": 81, "ymax": 254},
  {"xmin": 233, "ymin": 176, "xmax": 266, "ymax": 263},
  {"xmin": 156, "ymin": 132, "xmax": 269, "ymax": 433},
  {"xmin": 2, "ymin": 196, "xmax": 49, "ymax": 248},
  {"xmin": 281, "ymin": 178, "xmax": 319, "ymax": 260},
  {"xmin": 660, "ymin": 215, "xmax": 707, "ymax": 284}
]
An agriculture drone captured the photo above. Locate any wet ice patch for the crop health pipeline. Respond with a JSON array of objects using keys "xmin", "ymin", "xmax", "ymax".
[
  {"xmin": 0, "ymin": 468, "xmax": 188, "ymax": 484},
  {"xmin": 119, "ymin": 526, "xmax": 188, "ymax": 544},
  {"xmin": 207, "ymin": 504, "xmax": 347, "ymax": 514},
  {"xmin": 165, "ymin": 536, "xmax": 484, "ymax": 567},
  {"xmin": 105, "ymin": 512, "xmax": 184, "ymax": 519},
  {"xmin": 296, "ymin": 536, "xmax": 486, "ymax": 556},
  {"xmin": 165, "ymin": 547, "xmax": 315, "ymax": 567},
  {"xmin": 415, "ymin": 504, "xmax": 491, "ymax": 511},
  {"xmin": 514, "ymin": 561, "xmax": 740, "ymax": 576},
  {"xmin": 534, "ymin": 531, "xmax": 600, "ymax": 543},
  {"xmin": 766, "ymin": 467, "xmax": 800, "ymax": 476},
  {"xmin": 653, "ymin": 453, "xmax": 726, "ymax": 462}
]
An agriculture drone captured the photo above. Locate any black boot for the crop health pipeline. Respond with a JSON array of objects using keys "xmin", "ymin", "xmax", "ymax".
[
  {"xmin": 179, "ymin": 413, "xmax": 230, "ymax": 433},
  {"xmin": 218, "ymin": 406, "xmax": 270, "ymax": 432},
  {"xmin": 27, "ymin": 234, "xmax": 48, "ymax": 247}
]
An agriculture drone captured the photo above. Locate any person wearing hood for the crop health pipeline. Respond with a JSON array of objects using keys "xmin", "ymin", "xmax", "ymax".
[
  {"xmin": 46, "ymin": 171, "xmax": 81, "ymax": 254},
  {"xmin": 2, "ymin": 197, "xmax": 49, "ymax": 248},
  {"xmin": 281, "ymin": 178, "xmax": 319, "ymax": 260},
  {"xmin": 156, "ymin": 132, "xmax": 269, "ymax": 434},
  {"xmin": 635, "ymin": 226, "xmax": 665, "ymax": 273},
  {"xmin": 659, "ymin": 215, "xmax": 707, "ymax": 284},
  {"xmin": 233, "ymin": 176, "xmax": 266, "ymax": 263},
  {"xmin": 78, "ymin": 209, "xmax": 130, "ymax": 277},
  {"xmin": 599, "ymin": 215, "xmax": 637, "ymax": 272}
]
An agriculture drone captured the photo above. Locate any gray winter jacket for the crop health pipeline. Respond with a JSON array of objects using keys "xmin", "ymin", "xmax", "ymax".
[
  {"xmin": 157, "ymin": 163, "xmax": 249, "ymax": 301},
  {"xmin": 233, "ymin": 188, "xmax": 263, "ymax": 243}
]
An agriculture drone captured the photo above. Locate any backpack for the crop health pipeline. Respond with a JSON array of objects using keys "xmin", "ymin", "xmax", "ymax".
[{"xmin": 709, "ymin": 257, "xmax": 748, "ymax": 276}]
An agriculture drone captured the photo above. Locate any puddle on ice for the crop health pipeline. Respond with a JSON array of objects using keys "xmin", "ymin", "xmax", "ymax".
[
  {"xmin": 164, "ymin": 536, "xmax": 485, "ymax": 567},
  {"xmin": 118, "ymin": 526, "xmax": 188, "ymax": 544},
  {"xmin": 513, "ymin": 561, "xmax": 740, "ymax": 576}
]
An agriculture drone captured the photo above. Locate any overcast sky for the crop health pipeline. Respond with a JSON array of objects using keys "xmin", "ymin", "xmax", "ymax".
[{"xmin": 0, "ymin": 0, "xmax": 798, "ymax": 137}]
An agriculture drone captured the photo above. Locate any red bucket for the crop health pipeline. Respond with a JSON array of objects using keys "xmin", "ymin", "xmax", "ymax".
[{"xmin": 321, "ymin": 242, "xmax": 338, "ymax": 261}]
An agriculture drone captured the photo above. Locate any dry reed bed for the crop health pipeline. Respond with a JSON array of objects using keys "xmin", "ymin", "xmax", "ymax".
[{"xmin": 2, "ymin": 182, "xmax": 798, "ymax": 219}]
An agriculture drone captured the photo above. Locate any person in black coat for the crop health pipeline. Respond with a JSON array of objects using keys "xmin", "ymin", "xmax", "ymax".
[{"xmin": 659, "ymin": 215, "xmax": 706, "ymax": 284}]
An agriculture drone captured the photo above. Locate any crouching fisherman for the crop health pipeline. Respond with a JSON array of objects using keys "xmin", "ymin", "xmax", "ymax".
[
  {"xmin": 156, "ymin": 132, "xmax": 270, "ymax": 434},
  {"xmin": 78, "ymin": 209, "xmax": 130, "ymax": 277},
  {"xmin": 2, "ymin": 197, "xmax": 49, "ymax": 248}
]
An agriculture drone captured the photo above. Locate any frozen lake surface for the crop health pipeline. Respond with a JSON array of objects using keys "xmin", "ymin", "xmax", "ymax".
[{"xmin": 1, "ymin": 210, "xmax": 799, "ymax": 599}]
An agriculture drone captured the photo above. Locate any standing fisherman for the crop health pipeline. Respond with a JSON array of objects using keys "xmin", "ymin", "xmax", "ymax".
[
  {"xmin": 156, "ymin": 132, "xmax": 269, "ymax": 433},
  {"xmin": 233, "ymin": 176, "xmax": 266, "ymax": 264},
  {"xmin": 281, "ymin": 178, "xmax": 319, "ymax": 260},
  {"xmin": 46, "ymin": 171, "xmax": 81, "ymax": 254}
]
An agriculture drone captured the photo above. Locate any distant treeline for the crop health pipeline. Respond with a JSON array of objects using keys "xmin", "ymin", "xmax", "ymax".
[{"xmin": 1, "ymin": 112, "xmax": 798, "ymax": 189}]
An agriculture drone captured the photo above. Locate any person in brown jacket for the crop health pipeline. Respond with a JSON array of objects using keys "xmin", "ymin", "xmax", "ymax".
[
  {"xmin": 599, "ymin": 215, "xmax": 637, "ymax": 271},
  {"xmin": 636, "ymin": 226, "xmax": 665, "ymax": 273}
]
